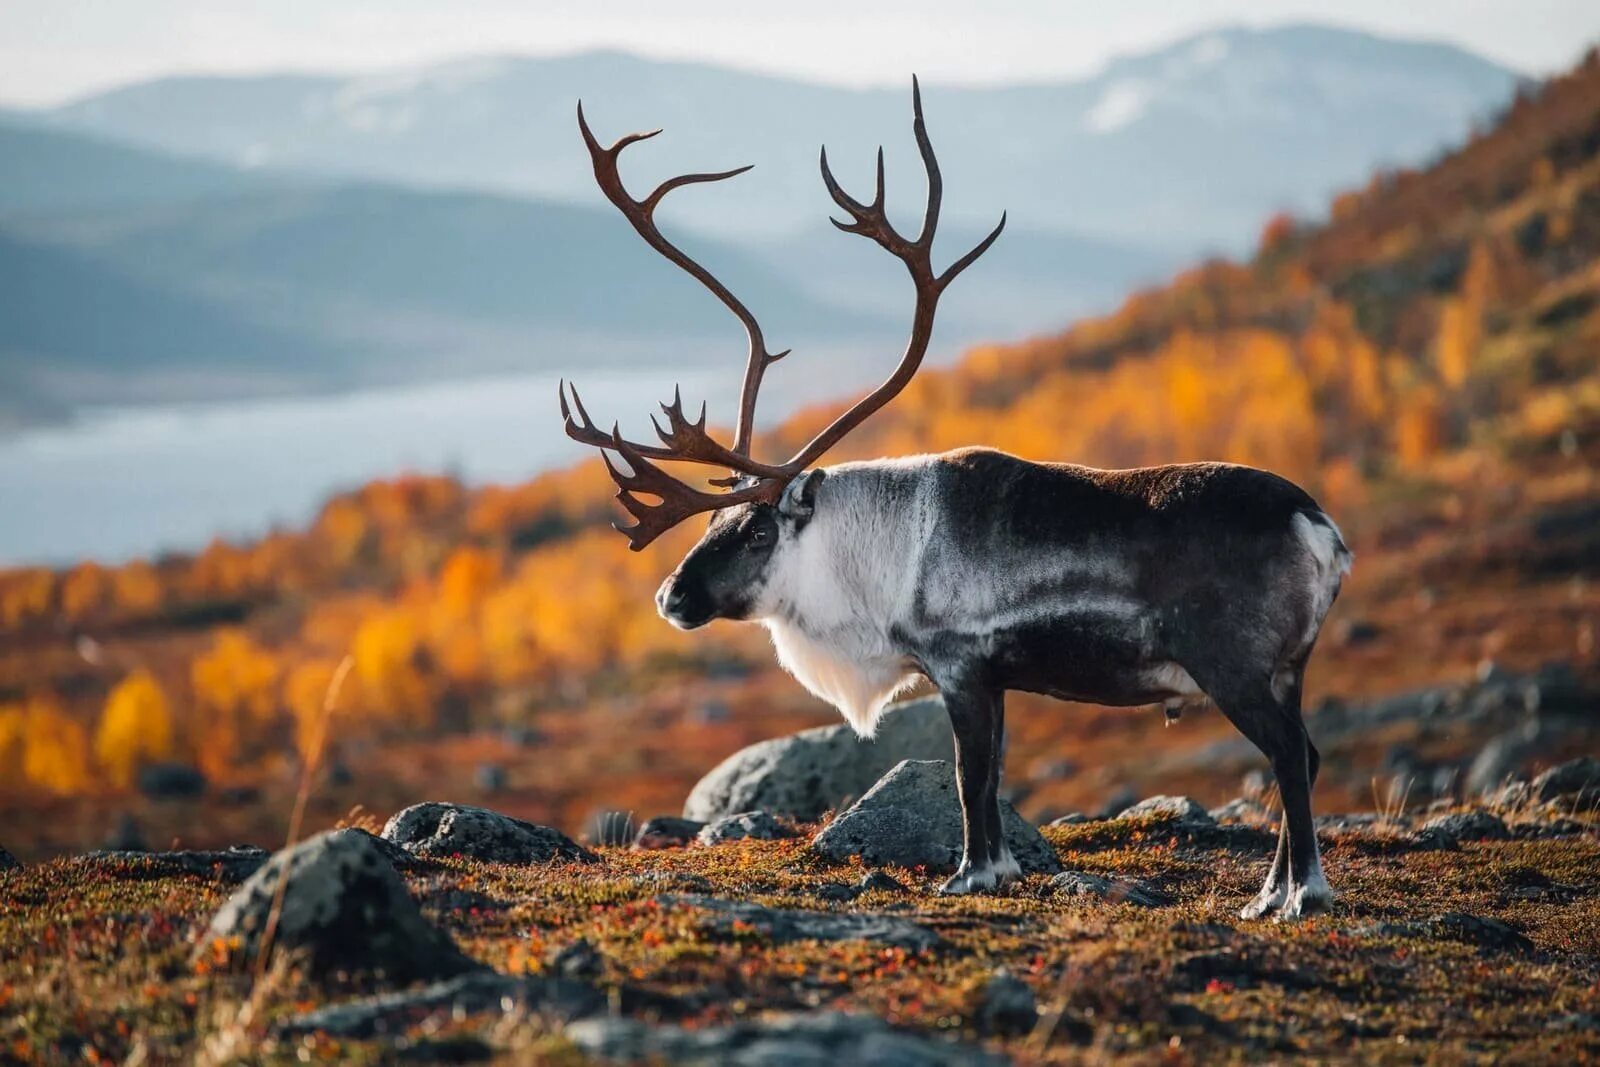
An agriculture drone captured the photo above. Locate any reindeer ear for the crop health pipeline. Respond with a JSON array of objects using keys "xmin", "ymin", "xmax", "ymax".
[{"xmin": 780, "ymin": 469, "xmax": 826, "ymax": 522}]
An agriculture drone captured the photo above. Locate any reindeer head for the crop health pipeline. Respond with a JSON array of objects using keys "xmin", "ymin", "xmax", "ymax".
[{"xmin": 558, "ymin": 79, "xmax": 1003, "ymax": 628}]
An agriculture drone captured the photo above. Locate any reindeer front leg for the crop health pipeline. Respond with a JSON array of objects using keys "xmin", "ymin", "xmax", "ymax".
[{"xmin": 937, "ymin": 679, "xmax": 1012, "ymax": 895}]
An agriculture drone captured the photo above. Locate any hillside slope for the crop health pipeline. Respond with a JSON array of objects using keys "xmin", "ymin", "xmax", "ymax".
[{"xmin": 1, "ymin": 50, "xmax": 1597, "ymax": 854}]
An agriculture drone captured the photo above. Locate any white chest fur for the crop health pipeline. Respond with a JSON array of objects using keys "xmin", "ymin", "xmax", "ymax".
[{"xmin": 764, "ymin": 617, "xmax": 919, "ymax": 738}]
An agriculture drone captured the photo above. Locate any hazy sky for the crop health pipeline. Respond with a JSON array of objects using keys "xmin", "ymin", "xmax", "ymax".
[{"xmin": 4, "ymin": 1, "xmax": 1599, "ymax": 107}]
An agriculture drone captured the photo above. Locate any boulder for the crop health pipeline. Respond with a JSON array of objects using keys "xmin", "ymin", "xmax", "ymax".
[
  {"xmin": 203, "ymin": 828, "xmax": 479, "ymax": 981},
  {"xmin": 566, "ymin": 1011, "xmax": 1003, "ymax": 1066},
  {"xmin": 0, "ymin": 844, "xmax": 17, "ymax": 871},
  {"xmin": 1048, "ymin": 812, "xmax": 1091, "ymax": 827},
  {"xmin": 276, "ymin": 972, "xmax": 603, "ymax": 1039},
  {"xmin": 86, "ymin": 845, "xmax": 270, "ymax": 882},
  {"xmin": 656, "ymin": 894, "xmax": 943, "ymax": 951},
  {"xmin": 683, "ymin": 696, "xmax": 952, "ymax": 823},
  {"xmin": 1532, "ymin": 757, "xmax": 1600, "ymax": 801},
  {"xmin": 697, "ymin": 811, "xmax": 795, "ymax": 845},
  {"xmin": 1415, "ymin": 811, "xmax": 1511, "ymax": 847},
  {"xmin": 633, "ymin": 816, "xmax": 705, "ymax": 850},
  {"xmin": 137, "ymin": 762, "xmax": 207, "ymax": 800},
  {"xmin": 810, "ymin": 760, "xmax": 1061, "ymax": 876},
  {"xmin": 1051, "ymin": 870, "xmax": 1170, "ymax": 908},
  {"xmin": 974, "ymin": 970, "xmax": 1038, "ymax": 1036},
  {"xmin": 381, "ymin": 802, "xmax": 596, "ymax": 865},
  {"xmin": 1209, "ymin": 798, "xmax": 1271, "ymax": 825},
  {"xmin": 1117, "ymin": 795, "xmax": 1215, "ymax": 824},
  {"xmin": 1346, "ymin": 912, "xmax": 1533, "ymax": 954}
]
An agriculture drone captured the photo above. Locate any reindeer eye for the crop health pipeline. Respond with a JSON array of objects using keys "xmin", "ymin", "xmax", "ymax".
[{"xmin": 748, "ymin": 526, "xmax": 772, "ymax": 547}]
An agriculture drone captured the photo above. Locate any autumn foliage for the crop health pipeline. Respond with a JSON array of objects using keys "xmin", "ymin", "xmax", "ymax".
[{"xmin": 2, "ymin": 50, "xmax": 1599, "ymax": 799}]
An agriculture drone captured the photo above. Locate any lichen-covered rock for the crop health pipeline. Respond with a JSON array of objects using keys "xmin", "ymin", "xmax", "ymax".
[
  {"xmin": 1051, "ymin": 870, "xmax": 1170, "ymax": 908},
  {"xmin": 697, "ymin": 811, "xmax": 795, "ymax": 845},
  {"xmin": 1117, "ymin": 795, "xmax": 1215, "ymax": 824},
  {"xmin": 203, "ymin": 828, "xmax": 479, "ymax": 981},
  {"xmin": 86, "ymin": 845, "xmax": 269, "ymax": 882},
  {"xmin": 566, "ymin": 1010, "xmax": 1003, "ymax": 1066},
  {"xmin": 810, "ymin": 760, "xmax": 1061, "ymax": 876},
  {"xmin": 1415, "ymin": 810, "xmax": 1511, "ymax": 847},
  {"xmin": 1532, "ymin": 757, "xmax": 1600, "ymax": 801},
  {"xmin": 633, "ymin": 816, "xmax": 704, "ymax": 850},
  {"xmin": 1209, "ymin": 798, "xmax": 1271, "ymax": 825},
  {"xmin": 1346, "ymin": 912, "xmax": 1533, "ymax": 954},
  {"xmin": 276, "ymin": 972, "xmax": 602, "ymax": 1038},
  {"xmin": 656, "ymin": 894, "xmax": 944, "ymax": 951},
  {"xmin": 381, "ymin": 802, "xmax": 596, "ymax": 865},
  {"xmin": 683, "ymin": 696, "xmax": 952, "ymax": 823}
]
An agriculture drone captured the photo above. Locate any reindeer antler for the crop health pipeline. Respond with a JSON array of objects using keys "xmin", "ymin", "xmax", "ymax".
[{"xmin": 560, "ymin": 78, "xmax": 1004, "ymax": 549}]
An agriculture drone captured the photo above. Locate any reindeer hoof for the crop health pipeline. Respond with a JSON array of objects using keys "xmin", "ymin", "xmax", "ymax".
[
  {"xmin": 1274, "ymin": 881, "xmax": 1335, "ymax": 921},
  {"xmin": 938, "ymin": 862, "xmax": 1001, "ymax": 896},
  {"xmin": 1239, "ymin": 884, "xmax": 1287, "ymax": 920}
]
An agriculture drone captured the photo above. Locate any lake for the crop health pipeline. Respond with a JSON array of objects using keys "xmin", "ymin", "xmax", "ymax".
[{"xmin": 0, "ymin": 368, "xmax": 757, "ymax": 566}]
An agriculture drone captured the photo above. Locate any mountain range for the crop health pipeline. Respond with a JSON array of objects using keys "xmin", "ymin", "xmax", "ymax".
[{"xmin": 1, "ymin": 23, "xmax": 1522, "ymax": 424}]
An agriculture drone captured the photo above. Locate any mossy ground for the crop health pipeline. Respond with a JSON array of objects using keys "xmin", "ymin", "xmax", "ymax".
[{"xmin": 2, "ymin": 814, "xmax": 1597, "ymax": 1065}]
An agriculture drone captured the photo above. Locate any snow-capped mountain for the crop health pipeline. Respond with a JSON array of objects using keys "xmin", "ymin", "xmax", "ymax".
[{"xmin": 38, "ymin": 24, "xmax": 1518, "ymax": 251}]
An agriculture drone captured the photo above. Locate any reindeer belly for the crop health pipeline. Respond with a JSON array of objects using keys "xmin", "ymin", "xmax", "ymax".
[{"xmin": 988, "ymin": 606, "xmax": 1200, "ymax": 707}]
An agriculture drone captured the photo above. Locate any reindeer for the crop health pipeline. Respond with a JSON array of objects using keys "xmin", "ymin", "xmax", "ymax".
[{"xmin": 559, "ymin": 81, "xmax": 1350, "ymax": 919}]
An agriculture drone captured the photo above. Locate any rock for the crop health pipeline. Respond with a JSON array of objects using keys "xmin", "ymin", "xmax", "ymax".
[
  {"xmin": 1048, "ymin": 812, "xmax": 1091, "ymax": 826},
  {"xmin": 1209, "ymin": 798, "xmax": 1271, "ymax": 825},
  {"xmin": 1415, "ymin": 811, "xmax": 1511, "ymax": 847},
  {"xmin": 633, "ymin": 816, "xmax": 705, "ymax": 850},
  {"xmin": 1532, "ymin": 757, "xmax": 1600, "ymax": 801},
  {"xmin": 812, "ymin": 881, "xmax": 859, "ymax": 902},
  {"xmin": 683, "ymin": 696, "xmax": 952, "ymax": 823},
  {"xmin": 86, "ymin": 845, "xmax": 270, "ymax": 882},
  {"xmin": 656, "ymin": 894, "xmax": 943, "ymax": 951},
  {"xmin": 1051, "ymin": 870, "xmax": 1170, "ymax": 908},
  {"xmin": 1510, "ymin": 817, "xmax": 1588, "ymax": 839},
  {"xmin": 1240, "ymin": 769, "xmax": 1270, "ymax": 800},
  {"xmin": 381, "ymin": 802, "xmax": 596, "ymax": 865},
  {"xmin": 549, "ymin": 938, "xmax": 604, "ymax": 981},
  {"xmin": 137, "ymin": 762, "xmax": 206, "ymax": 800},
  {"xmin": 975, "ymin": 970, "xmax": 1037, "ymax": 1036},
  {"xmin": 1117, "ymin": 795, "xmax": 1215, "ymax": 824},
  {"xmin": 857, "ymin": 870, "xmax": 909, "ymax": 895},
  {"xmin": 204, "ymin": 828, "xmax": 480, "ymax": 981},
  {"xmin": 1333, "ymin": 618, "xmax": 1382, "ymax": 646},
  {"xmin": 276, "ymin": 972, "xmax": 602, "ymax": 1039},
  {"xmin": 105, "ymin": 813, "xmax": 148, "ymax": 852},
  {"xmin": 1464, "ymin": 725, "xmax": 1543, "ymax": 797},
  {"xmin": 1095, "ymin": 787, "xmax": 1136, "ymax": 819},
  {"xmin": 0, "ymin": 845, "xmax": 17, "ymax": 871},
  {"xmin": 1346, "ymin": 912, "xmax": 1533, "ymax": 954},
  {"xmin": 810, "ymin": 760, "xmax": 1062, "ymax": 876},
  {"xmin": 473, "ymin": 764, "xmax": 507, "ymax": 793},
  {"xmin": 566, "ymin": 1011, "xmax": 1002, "ymax": 1066},
  {"xmin": 587, "ymin": 811, "xmax": 637, "ymax": 848},
  {"xmin": 697, "ymin": 811, "xmax": 795, "ymax": 845}
]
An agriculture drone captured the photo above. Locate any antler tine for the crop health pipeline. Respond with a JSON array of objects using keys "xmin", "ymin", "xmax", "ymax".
[
  {"xmin": 603, "ymin": 432, "xmax": 780, "ymax": 550},
  {"xmin": 574, "ymin": 101, "xmax": 786, "ymax": 460},
  {"xmin": 781, "ymin": 75, "xmax": 1005, "ymax": 474}
]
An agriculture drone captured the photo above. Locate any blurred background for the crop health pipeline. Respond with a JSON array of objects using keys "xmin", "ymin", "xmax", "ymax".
[{"xmin": 2, "ymin": 2, "xmax": 1598, "ymax": 859}]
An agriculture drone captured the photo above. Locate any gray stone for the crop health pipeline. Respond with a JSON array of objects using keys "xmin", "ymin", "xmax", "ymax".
[
  {"xmin": 857, "ymin": 870, "xmax": 909, "ymax": 895},
  {"xmin": 0, "ymin": 845, "xmax": 17, "ymax": 871},
  {"xmin": 86, "ymin": 845, "xmax": 270, "ymax": 882},
  {"xmin": 697, "ymin": 811, "xmax": 796, "ymax": 845},
  {"xmin": 1051, "ymin": 870, "xmax": 1170, "ymax": 908},
  {"xmin": 975, "ymin": 970, "xmax": 1037, "ymax": 1035},
  {"xmin": 276, "ymin": 972, "xmax": 602, "ymax": 1038},
  {"xmin": 137, "ymin": 762, "xmax": 207, "ymax": 799},
  {"xmin": 633, "ymin": 816, "xmax": 705, "ymax": 850},
  {"xmin": 1048, "ymin": 812, "xmax": 1091, "ymax": 826},
  {"xmin": 381, "ymin": 802, "xmax": 596, "ymax": 865},
  {"xmin": 204, "ymin": 828, "xmax": 479, "ymax": 981},
  {"xmin": 566, "ymin": 1011, "xmax": 1002, "ymax": 1066},
  {"xmin": 1117, "ymin": 795, "xmax": 1215, "ymax": 824},
  {"xmin": 1345, "ymin": 912, "xmax": 1533, "ymax": 954},
  {"xmin": 810, "ymin": 760, "xmax": 1061, "ymax": 876},
  {"xmin": 1415, "ymin": 811, "xmax": 1511, "ymax": 846},
  {"xmin": 655, "ymin": 894, "xmax": 943, "ymax": 951},
  {"xmin": 1464, "ymin": 722, "xmax": 1544, "ymax": 797},
  {"xmin": 1532, "ymin": 757, "xmax": 1600, "ymax": 801},
  {"xmin": 1209, "ymin": 798, "xmax": 1271, "ymax": 825},
  {"xmin": 683, "ymin": 696, "xmax": 952, "ymax": 823}
]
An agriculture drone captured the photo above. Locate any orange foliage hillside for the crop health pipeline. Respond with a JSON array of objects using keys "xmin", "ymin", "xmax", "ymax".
[{"xmin": 2, "ymin": 51, "xmax": 1598, "ymax": 848}]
